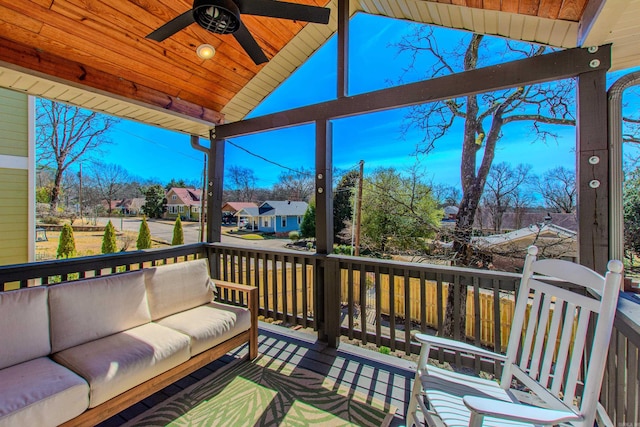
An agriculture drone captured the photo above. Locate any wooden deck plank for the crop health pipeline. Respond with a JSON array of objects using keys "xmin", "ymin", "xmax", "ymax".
[{"xmin": 98, "ymin": 322, "xmax": 413, "ymax": 426}]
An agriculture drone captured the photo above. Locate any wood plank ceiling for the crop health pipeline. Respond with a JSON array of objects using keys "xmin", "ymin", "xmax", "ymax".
[{"xmin": 0, "ymin": 0, "xmax": 637, "ymax": 137}]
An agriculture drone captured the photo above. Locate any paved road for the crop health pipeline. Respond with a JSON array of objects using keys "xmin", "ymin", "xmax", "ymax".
[{"xmin": 95, "ymin": 217, "xmax": 290, "ymax": 250}]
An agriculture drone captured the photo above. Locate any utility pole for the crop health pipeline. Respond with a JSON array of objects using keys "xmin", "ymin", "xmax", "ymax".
[{"xmin": 354, "ymin": 160, "xmax": 364, "ymax": 256}]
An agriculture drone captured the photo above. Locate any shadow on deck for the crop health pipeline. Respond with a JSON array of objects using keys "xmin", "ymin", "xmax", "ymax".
[{"xmin": 99, "ymin": 322, "xmax": 415, "ymax": 426}]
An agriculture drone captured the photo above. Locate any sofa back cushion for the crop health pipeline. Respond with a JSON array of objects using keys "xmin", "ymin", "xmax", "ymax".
[
  {"xmin": 0, "ymin": 287, "xmax": 50, "ymax": 369},
  {"xmin": 144, "ymin": 258, "xmax": 213, "ymax": 320},
  {"xmin": 49, "ymin": 270, "xmax": 151, "ymax": 353}
]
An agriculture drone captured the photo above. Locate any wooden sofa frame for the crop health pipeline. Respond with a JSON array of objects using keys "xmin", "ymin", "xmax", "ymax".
[{"xmin": 60, "ymin": 280, "xmax": 258, "ymax": 427}]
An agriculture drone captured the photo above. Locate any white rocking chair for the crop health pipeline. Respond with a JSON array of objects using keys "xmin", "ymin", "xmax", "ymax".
[{"xmin": 406, "ymin": 246, "xmax": 623, "ymax": 427}]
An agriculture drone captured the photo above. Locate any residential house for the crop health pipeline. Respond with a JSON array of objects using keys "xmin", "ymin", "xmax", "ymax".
[
  {"xmin": 474, "ymin": 223, "xmax": 577, "ymax": 261},
  {"xmin": 115, "ymin": 198, "xmax": 146, "ymax": 216},
  {"xmin": 236, "ymin": 201, "xmax": 308, "ymax": 234},
  {"xmin": 221, "ymin": 202, "xmax": 258, "ymax": 224},
  {"xmin": 473, "ymin": 210, "xmax": 578, "ymax": 235},
  {"xmin": 165, "ymin": 188, "xmax": 204, "ymax": 221}
]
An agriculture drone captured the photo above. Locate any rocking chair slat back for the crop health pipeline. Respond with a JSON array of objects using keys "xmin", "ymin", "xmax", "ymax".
[{"xmin": 502, "ymin": 247, "xmax": 623, "ymax": 426}]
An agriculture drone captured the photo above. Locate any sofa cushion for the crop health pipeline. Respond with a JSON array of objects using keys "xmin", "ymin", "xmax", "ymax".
[
  {"xmin": 49, "ymin": 270, "xmax": 151, "ymax": 353},
  {"xmin": 0, "ymin": 287, "xmax": 50, "ymax": 370},
  {"xmin": 155, "ymin": 302, "xmax": 252, "ymax": 356},
  {"xmin": 0, "ymin": 357, "xmax": 89, "ymax": 427},
  {"xmin": 144, "ymin": 258, "xmax": 214, "ymax": 320},
  {"xmin": 52, "ymin": 322, "xmax": 190, "ymax": 408}
]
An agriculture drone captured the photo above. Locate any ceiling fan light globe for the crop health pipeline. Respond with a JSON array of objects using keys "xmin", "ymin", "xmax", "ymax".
[{"xmin": 196, "ymin": 44, "xmax": 216, "ymax": 59}]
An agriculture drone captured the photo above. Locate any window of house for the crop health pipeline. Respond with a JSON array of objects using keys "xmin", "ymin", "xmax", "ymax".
[
  {"xmin": 264, "ymin": 218, "xmax": 269, "ymax": 227},
  {"xmin": 281, "ymin": 217, "xmax": 286, "ymax": 228},
  {"xmin": 297, "ymin": 216, "xmax": 301, "ymax": 225},
  {"xmin": 172, "ymin": 195, "xmax": 177, "ymax": 200},
  {"xmin": 179, "ymin": 206, "xmax": 184, "ymax": 213}
]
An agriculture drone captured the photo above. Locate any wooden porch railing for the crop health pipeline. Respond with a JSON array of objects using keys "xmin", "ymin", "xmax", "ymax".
[
  {"xmin": 205, "ymin": 243, "xmax": 319, "ymax": 330},
  {"xmin": 0, "ymin": 243, "xmax": 207, "ymax": 291},
  {"xmin": 0, "ymin": 243, "xmax": 637, "ymax": 423}
]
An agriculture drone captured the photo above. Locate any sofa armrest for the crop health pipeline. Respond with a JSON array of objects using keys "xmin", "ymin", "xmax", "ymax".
[
  {"xmin": 212, "ymin": 280, "xmax": 259, "ymax": 360},
  {"xmin": 213, "ymin": 280, "xmax": 257, "ymax": 294}
]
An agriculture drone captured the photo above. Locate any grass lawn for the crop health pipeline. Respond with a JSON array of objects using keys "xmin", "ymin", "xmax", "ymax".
[{"xmin": 36, "ymin": 230, "xmax": 169, "ymax": 261}]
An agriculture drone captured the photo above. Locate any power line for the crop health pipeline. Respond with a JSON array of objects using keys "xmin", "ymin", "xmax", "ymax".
[
  {"xmin": 227, "ymin": 139, "xmax": 312, "ymax": 176},
  {"xmin": 114, "ymin": 126, "xmax": 204, "ymax": 162}
]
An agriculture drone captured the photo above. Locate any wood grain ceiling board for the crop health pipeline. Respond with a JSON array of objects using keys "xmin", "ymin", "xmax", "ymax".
[
  {"xmin": 0, "ymin": 0, "xmax": 637, "ymax": 135},
  {"xmin": 0, "ymin": 0, "xmax": 329, "ymax": 125}
]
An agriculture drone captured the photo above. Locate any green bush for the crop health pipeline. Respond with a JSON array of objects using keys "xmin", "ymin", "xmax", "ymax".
[
  {"xmin": 56, "ymin": 224, "xmax": 76, "ymax": 259},
  {"xmin": 101, "ymin": 220, "xmax": 118, "ymax": 254},
  {"xmin": 333, "ymin": 244, "xmax": 353, "ymax": 255},
  {"xmin": 137, "ymin": 217, "xmax": 152, "ymax": 249},
  {"xmin": 42, "ymin": 215, "xmax": 61, "ymax": 225},
  {"xmin": 379, "ymin": 346, "xmax": 391, "ymax": 355},
  {"xmin": 288, "ymin": 231, "xmax": 300, "ymax": 242},
  {"xmin": 172, "ymin": 217, "xmax": 184, "ymax": 245}
]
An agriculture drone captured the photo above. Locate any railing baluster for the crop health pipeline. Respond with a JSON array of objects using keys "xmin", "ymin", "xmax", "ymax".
[
  {"xmin": 473, "ymin": 275, "xmax": 481, "ymax": 373},
  {"xmin": 404, "ymin": 269, "xmax": 411, "ymax": 355},
  {"xmin": 419, "ymin": 271, "xmax": 427, "ymax": 334},
  {"xmin": 292, "ymin": 256, "xmax": 298, "ymax": 326},
  {"xmin": 263, "ymin": 253, "xmax": 270, "ymax": 319},
  {"xmin": 301, "ymin": 258, "xmax": 308, "ymax": 328},
  {"xmin": 375, "ymin": 265, "xmax": 381, "ymax": 347},
  {"xmin": 389, "ymin": 268, "xmax": 396, "ymax": 351},
  {"xmin": 282, "ymin": 255, "xmax": 288, "ymax": 324},
  {"xmin": 272, "ymin": 254, "xmax": 279, "ymax": 321},
  {"xmin": 347, "ymin": 261, "xmax": 354, "ymax": 340},
  {"xmin": 359, "ymin": 263, "xmax": 367, "ymax": 345}
]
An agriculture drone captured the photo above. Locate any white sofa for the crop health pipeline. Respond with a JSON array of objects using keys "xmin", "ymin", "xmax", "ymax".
[{"xmin": 0, "ymin": 258, "xmax": 257, "ymax": 427}]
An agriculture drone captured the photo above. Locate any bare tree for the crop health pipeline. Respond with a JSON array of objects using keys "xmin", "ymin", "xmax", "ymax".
[
  {"xmin": 90, "ymin": 162, "xmax": 130, "ymax": 216},
  {"xmin": 272, "ymin": 168, "xmax": 314, "ymax": 201},
  {"xmin": 482, "ymin": 163, "xmax": 532, "ymax": 232},
  {"xmin": 36, "ymin": 99, "xmax": 118, "ymax": 211},
  {"xmin": 430, "ymin": 183, "xmax": 461, "ymax": 207},
  {"xmin": 397, "ymin": 28, "xmax": 575, "ymax": 337},
  {"xmin": 226, "ymin": 165, "xmax": 257, "ymax": 201},
  {"xmin": 536, "ymin": 166, "xmax": 576, "ymax": 213}
]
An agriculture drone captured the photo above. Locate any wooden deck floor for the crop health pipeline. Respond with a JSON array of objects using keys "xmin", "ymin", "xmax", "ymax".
[{"xmin": 98, "ymin": 322, "xmax": 415, "ymax": 426}]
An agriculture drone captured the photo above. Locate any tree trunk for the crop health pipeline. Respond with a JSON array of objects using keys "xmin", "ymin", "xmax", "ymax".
[{"xmin": 49, "ymin": 168, "xmax": 63, "ymax": 212}]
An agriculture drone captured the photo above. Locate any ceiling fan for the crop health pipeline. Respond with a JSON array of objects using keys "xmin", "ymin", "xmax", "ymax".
[{"xmin": 147, "ymin": 0, "xmax": 331, "ymax": 65}]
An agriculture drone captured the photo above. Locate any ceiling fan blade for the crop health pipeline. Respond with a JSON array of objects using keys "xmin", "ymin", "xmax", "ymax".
[
  {"xmin": 233, "ymin": 22, "xmax": 269, "ymax": 65},
  {"xmin": 147, "ymin": 10, "xmax": 195, "ymax": 42},
  {"xmin": 238, "ymin": 0, "xmax": 330, "ymax": 24}
]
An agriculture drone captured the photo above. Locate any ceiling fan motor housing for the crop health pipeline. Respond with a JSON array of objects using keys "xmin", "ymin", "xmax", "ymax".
[{"xmin": 192, "ymin": 0, "xmax": 241, "ymax": 34}]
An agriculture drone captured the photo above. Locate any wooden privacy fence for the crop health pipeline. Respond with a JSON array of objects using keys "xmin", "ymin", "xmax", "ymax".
[
  {"xmin": 207, "ymin": 244, "xmax": 317, "ymax": 329},
  {"xmin": 339, "ymin": 269, "xmax": 516, "ymax": 350}
]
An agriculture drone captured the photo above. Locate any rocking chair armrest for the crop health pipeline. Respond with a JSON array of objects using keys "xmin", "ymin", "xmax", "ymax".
[
  {"xmin": 463, "ymin": 396, "xmax": 581, "ymax": 425},
  {"xmin": 414, "ymin": 333, "xmax": 507, "ymax": 361}
]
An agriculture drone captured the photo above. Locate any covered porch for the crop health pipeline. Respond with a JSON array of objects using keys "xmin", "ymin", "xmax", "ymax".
[
  {"xmin": 1, "ymin": 0, "xmax": 640, "ymax": 425},
  {"xmin": 1, "ymin": 242, "xmax": 638, "ymax": 424}
]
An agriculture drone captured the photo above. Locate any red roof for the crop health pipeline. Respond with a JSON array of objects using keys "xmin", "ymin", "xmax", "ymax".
[
  {"xmin": 222, "ymin": 202, "xmax": 259, "ymax": 212},
  {"xmin": 167, "ymin": 188, "xmax": 203, "ymax": 207}
]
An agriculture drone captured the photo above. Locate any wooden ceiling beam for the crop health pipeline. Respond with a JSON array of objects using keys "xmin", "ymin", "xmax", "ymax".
[
  {"xmin": 216, "ymin": 45, "xmax": 611, "ymax": 138},
  {"xmin": 0, "ymin": 36, "xmax": 224, "ymax": 125}
]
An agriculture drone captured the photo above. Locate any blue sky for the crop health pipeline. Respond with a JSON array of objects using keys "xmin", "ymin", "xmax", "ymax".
[{"xmin": 93, "ymin": 13, "xmax": 638, "ymax": 189}]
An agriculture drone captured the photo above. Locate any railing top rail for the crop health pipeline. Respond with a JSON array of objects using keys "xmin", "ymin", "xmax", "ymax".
[
  {"xmin": 616, "ymin": 293, "xmax": 640, "ymax": 342},
  {"xmin": 205, "ymin": 242, "xmax": 319, "ymax": 260},
  {"xmin": 328, "ymin": 253, "xmax": 522, "ymax": 281},
  {"xmin": 0, "ymin": 243, "xmax": 207, "ymax": 284}
]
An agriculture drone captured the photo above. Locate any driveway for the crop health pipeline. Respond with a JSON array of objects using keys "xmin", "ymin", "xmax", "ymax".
[{"xmin": 95, "ymin": 217, "xmax": 290, "ymax": 250}]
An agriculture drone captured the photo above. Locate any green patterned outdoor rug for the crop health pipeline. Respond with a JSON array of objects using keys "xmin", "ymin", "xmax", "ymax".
[{"xmin": 124, "ymin": 355, "xmax": 395, "ymax": 427}]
